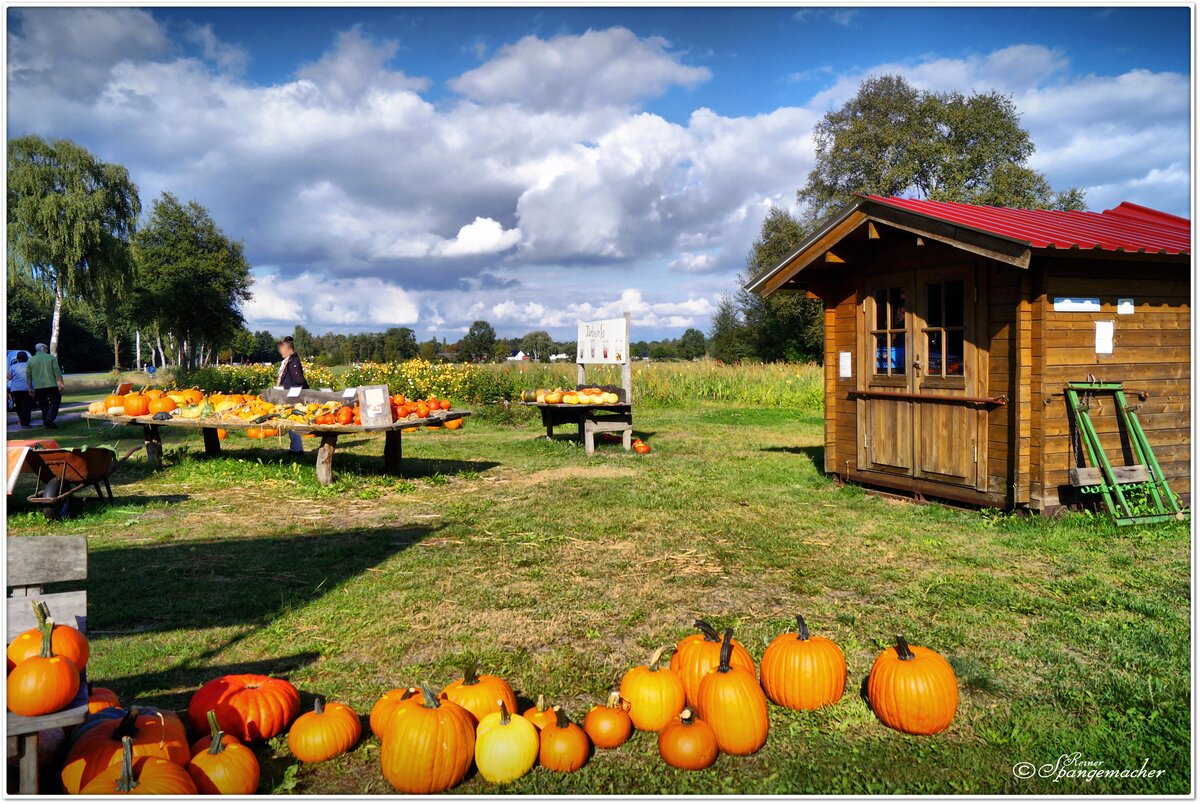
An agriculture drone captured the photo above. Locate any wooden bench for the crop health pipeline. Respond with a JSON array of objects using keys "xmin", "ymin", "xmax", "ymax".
[{"xmin": 6, "ymin": 536, "xmax": 89, "ymax": 794}]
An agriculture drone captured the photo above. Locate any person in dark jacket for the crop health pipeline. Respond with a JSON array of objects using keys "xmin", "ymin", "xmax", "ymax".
[{"xmin": 277, "ymin": 336, "xmax": 308, "ymax": 453}]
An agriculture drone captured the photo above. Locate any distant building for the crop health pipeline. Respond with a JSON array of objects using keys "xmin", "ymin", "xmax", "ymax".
[
  {"xmin": 549, "ymin": 353, "xmax": 570, "ymax": 362},
  {"xmin": 506, "ymin": 350, "xmax": 530, "ymax": 362}
]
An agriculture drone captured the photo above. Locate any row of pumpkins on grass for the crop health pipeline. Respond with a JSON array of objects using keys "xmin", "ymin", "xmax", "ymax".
[{"xmin": 9, "ymin": 612, "xmax": 958, "ymax": 794}]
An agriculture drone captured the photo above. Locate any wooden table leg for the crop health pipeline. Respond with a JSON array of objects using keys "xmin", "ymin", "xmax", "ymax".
[
  {"xmin": 383, "ymin": 430, "xmax": 403, "ymax": 476},
  {"xmin": 18, "ymin": 732, "xmax": 38, "ymax": 793},
  {"xmin": 142, "ymin": 424, "xmax": 162, "ymax": 468},
  {"xmin": 541, "ymin": 407, "xmax": 555, "ymax": 440},
  {"xmin": 316, "ymin": 434, "xmax": 338, "ymax": 485},
  {"xmin": 201, "ymin": 427, "xmax": 222, "ymax": 457}
]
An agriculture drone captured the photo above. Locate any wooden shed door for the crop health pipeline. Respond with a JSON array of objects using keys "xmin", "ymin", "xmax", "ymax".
[{"xmin": 858, "ymin": 267, "xmax": 981, "ymax": 488}]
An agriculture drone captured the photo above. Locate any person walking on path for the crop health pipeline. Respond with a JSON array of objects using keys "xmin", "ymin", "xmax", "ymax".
[
  {"xmin": 277, "ymin": 336, "xmax": 308, "ymax": 453},
  {"xmin": 27, "ymin": 343, "xmax": 65, "ymax": 429},
  {"xmin": 8, "ymin": 351, "xmax": 33, "ymax": 428}
]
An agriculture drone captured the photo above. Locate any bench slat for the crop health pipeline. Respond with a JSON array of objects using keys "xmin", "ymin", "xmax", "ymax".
[
  {"xmin": 7, "ymin": 591, "xmax": 87, "ymax": 640},
  {"xmin": 7, "ymin": 536, "xmax": 87, "ymax": 587}
]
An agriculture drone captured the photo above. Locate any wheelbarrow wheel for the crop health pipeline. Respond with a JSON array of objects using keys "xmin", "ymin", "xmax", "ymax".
[{"xmin": 39, "ymin": 478, "xmax": 73, "ymax": 521}]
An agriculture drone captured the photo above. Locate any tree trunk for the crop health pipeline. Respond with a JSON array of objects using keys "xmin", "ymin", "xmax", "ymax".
[
  {"xmin": 111, "ymin": 329, "xmax": 120, "ymax": 372},
  {"xmin": 49, "ymin": 283, "xmax": 63, "ymax": 356},
  {"xmin": 135, "ymin": 330, "xmax": 141, "ymax": 371}
]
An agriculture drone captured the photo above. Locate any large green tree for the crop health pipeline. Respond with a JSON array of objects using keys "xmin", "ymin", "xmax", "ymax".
[
  {"xmin": 519, "ymin": 330, "xmax": 554, "ymax": 361},
  {"xmin": 677, "ymin": 328, "xmax": 707, "ymax": 360},
  {"xmin": 132, "ymin": 193, "xmax": 252, "ymax": 369},
  {"xmin": 799, "ymin": 75, "xmax": 1086, "ymax": 218},
  {"xmin": 708, "ymin": 294, "xmax": 749, "ymax": 363},
  {"xmin": 458, "ymin": 320, "xmax": 497, "ymax": 362},
  {"xmin": 7, "ymin": 135, "xmax": 140, "ymax": 356},
  {"xmin": 737, "ymin": 206, "xmax": 824, "ymax": 362}
]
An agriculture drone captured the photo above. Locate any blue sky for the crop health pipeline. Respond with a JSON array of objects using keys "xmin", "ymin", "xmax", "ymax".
[{"xmin": 7, "ymin": 5, "xmax": 1192, "ymax": 339}]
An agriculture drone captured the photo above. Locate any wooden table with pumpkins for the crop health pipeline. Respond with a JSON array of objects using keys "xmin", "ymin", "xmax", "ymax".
[
  {"xmin": 516, "ymin": 385, "xmax": 634, "ymax": 455},
  {"xmin": 81, "ymin": 387, "xmax": 469, "ymax": 486}
]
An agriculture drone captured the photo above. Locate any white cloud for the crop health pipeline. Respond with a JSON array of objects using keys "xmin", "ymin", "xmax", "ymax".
[
  {"xmin": 186, "ymin": 24, "xmax": 248, "ymax": 75},
  {"xmin": 435, "ymin": 217, "xmax": 522, "ymax": 257},
  {"xmin": 668, "ymin": 252, "xmax": 720, "ymax": 274},
  {"xmin": 448, "ymin": 27, "xmax": 710, "ymax": 111},
  {"xmin": 295, "ymin": 25, "xmax": 430, "ymax": 106},
  {"xmin": 245, "ymin": 272, "xmax": 420, "ymax": 330}
]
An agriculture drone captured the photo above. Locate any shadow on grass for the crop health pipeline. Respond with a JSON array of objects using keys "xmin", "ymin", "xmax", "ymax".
[
  {"xmin": 196, "ymin": 445, "xmax": 500, "ymax": 480},
  {"xmin": 114, "ymin": 651, "xmax": 323, "ymax": 714},
  {"xmin": 761, "ymin": 445, "xmax": 824, "ymax": 471}
]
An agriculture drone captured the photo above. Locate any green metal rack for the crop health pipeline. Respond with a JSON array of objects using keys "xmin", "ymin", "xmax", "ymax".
[{"xmin": 1064, "ymin": 381, "xmax": 1187, "ymax": 526}]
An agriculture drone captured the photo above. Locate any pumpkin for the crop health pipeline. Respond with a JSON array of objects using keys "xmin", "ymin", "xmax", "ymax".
[
  {"xmin": 444, "ymin": 418, "xmax": 464, "ymax": 430},
  {"xmin": 81, "ymin": 736, "xmax": 197, "ymax": 795},
  {"xmin": 88, "ymin": 401, "xmax": 107, "ymax": 415},
  {"xmin": 440, "ymin": 665, "xmax": 517, "ymax": 724},
  {"xmin": 671, "ymin": 620, "xmax": 756, "ymax": 708},
  {"xmin": 380, "ymin": 684, "xmax": 474, "ymax": 794},
  {"xmin": 143, "ymin": 389, "xmax": 164, "ymax": 400},
  {"xmin": 867, "ymin": 635, "xmax": 958, "ymax": 735},
  {"xmin": 523, "ymin": 693, "xmax": 557, "ymax": 731},
  {"xmin": 538, "ymin": 707, "xmax": 590, "ymax": 772},
  {"xmin": 87, "ymin": 683, "xmax": 121, "ymax": 715},
  {"xmin": 188, "ymin": 674, "xmax": 300, "ymax": 742},
  {"xmin": 62, "ymin": 707, "xmax": 190, "ymax": 793},
  {"xmin": 187, "ymin": 710, "xmax": 260, "ymax": 795},
  {"xmin": 147, "ymin": 397, "xmax": 176, "ymax": 415},
  {"xmin": 619, "ymin": 646, "xmax": 686, "ymax": 732},
  {"xmin": 287, "ymin": 697, "xmax": 362, "ymax": 763},
  {"xmin": 657, "ymin": 708, "xmax": 719, "ymax": 770},
  {"xmin": 123, "ymin": 393, "xmax": 150, "ymax": 417},
  {"xmin": 696, "ymin": 628, "xmax": 769, "ymax": 756},
  {"xmin": 8, "ymin": 600, "xmax": 89, "ymax": 670},
  {"xmin": 582, "ymin": 692, "xmax": 632, "ymax": 749},
  {"xmin": 520, "ymin": 390, "xmax": 538, "ymax": 403},
  {"xmin": 181, "ymin": 388, "xmax": 205, "ymax": 406},
  {"xmin": 474, "ymin": 700, "xmax": 538, "ymax": 784},
  {"xmin": 369, "ymin": 687, "xmax": 421, "ymax": 739},
  {"xmin": 760, "ymin": 614, "xmax": 846, "ymax": 711},
  {"xmin": 7, "ymin": 619, "xmax": 80, "ymax": 717},
  {"xmin": 245, "ymin": 427, "xmax": 281, "ymax": 439},
  {"xmin": 104, "ymin": 394, "xmax": 125, "ymax": 411}
]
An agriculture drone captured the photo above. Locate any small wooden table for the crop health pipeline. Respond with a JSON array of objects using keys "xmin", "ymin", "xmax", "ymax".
[
  {"xmin": 520, "ymin": 402, "xmax": 633, "ymax": 455},
  {"xmin": 81, "ymin": 410, "xmax": 470, "ymax": 485}
]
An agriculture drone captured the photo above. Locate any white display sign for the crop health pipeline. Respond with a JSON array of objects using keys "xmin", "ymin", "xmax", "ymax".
[
  {"xmin": 1053, "ymin": 297, "xmax": 1102, "ymax": 313},
  {"xmin": 577, "ymin": 317, "xmax": 627, "ymax": 365},
  {"xmin": 1095, "ymin": 321, "xmax": 1114, "ymax": 355},
  {"xmin": 1117, "ymin": 298, "xmax": 1135, "ymax": 315},
  {"xmin": 839, "ymin": 351, "xmax": 853, "ymax": 378}
]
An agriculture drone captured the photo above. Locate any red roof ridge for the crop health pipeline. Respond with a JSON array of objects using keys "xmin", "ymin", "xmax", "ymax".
[{"xmin": 1102, "ymin": 201, "xmax": 1190, "ymax": 227}]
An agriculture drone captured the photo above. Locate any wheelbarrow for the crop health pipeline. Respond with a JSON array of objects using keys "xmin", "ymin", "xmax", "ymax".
[{"xmin": 22, "ymin": 445, "xmax": 143, "ymax": 521}]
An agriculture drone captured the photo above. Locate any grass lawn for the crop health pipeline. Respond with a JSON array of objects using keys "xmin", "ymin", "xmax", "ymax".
[{"xmin": 6, "ymin": 401, "xmax": 1190, "ymax": 795}]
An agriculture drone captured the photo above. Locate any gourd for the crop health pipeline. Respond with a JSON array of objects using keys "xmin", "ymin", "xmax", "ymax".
[
  {"xmin": 287, "ymin": 698, "xmax": 362, "ymax": 763},
  {"xmin": 7, "ymin": 618, "xmax": 80, "ymax": 717},
  {"xmin": 439, "ymin": 664, "xmax": 518, "ymax": 724},
  {"xmin": 538, "ymin": 707, "xmax": 590, "ymax": 772},
  {"xmin": 61, "ymin": 707, "xmax": 190, "ymax": 793},
  {"xmin": 695, "ymin": 628, "xmax": 769, "ymax": 756},
  {"xmin": 671, "ymin": 620, "xmax": 756, "ymax": 708},
  {"xmin": 582, "ymin": 691, "xmax": 632, "ymax": 749},
  {"xmin": 187, "ymin": 710, "xmax": 261, "ymax": 795},
  {"xmin": 867, "ymin": 635, "xmax": 958, "ymax": 735},
  {"xmin": 759, "ymin": 614, "xmax": 846, "ymax": 711},
  {"xmin": 369, "ymin": 687, "xmax": 421, "ymax": 739},
  {"xmin": 80, "ymin": 736, "xmax": 197, "ymax": 795},
  {"xmin": 187, "ymin": 674, "xmax": 300, "ymax": 742}
]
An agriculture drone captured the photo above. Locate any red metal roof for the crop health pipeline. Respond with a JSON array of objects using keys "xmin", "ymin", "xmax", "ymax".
[{"xmin": 865, "ymin": 196, "xmax": 1190, "ymax": 256}]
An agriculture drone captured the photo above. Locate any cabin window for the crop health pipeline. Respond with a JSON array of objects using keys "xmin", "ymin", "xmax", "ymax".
[
  {"xmin": 870, "ymin": 286, "xmax": 907, "ymax": 376},
  {"xmin": 923, "ymin": 280, "xmax": 965, "ymax": 378}
]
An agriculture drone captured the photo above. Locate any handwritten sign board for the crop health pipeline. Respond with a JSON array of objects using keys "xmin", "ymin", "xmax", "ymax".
[
  {"xmin": 576, "ymin": 316, "xmax": 628, "ymax": 365},
  {"xmin": 357, "ymin": 384, "xmax": 394, "ymax": 431}
]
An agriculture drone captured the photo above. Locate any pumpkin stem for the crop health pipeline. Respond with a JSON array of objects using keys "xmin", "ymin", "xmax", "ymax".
[
  {"xmin": 535, "ymin": 693, "xmax": 547, "ymax": 712},
  {"xmin": 716, "ymin": 628, "xmax": 734, "ymax": 673},
  {"xmin": 32, "ymin": 599, "xmax": 48, "ymax": 630},
  {"xmin": 206, "ymin": 710, "xmax": 226, "ymax": 756},
  {"xmin": 796, "ymin": 614, "xmax": 810, "ymax": 641},
  {"xmin": 313, "ymin": 697, "xmax": 325, "ymax": 715},
  {"xmin": 400, "ymin": 687, "xmax": 420, "ymax": 703},
  {"xmin": 461, "ymin": 664, "xmax": 480, "ymax": 686},
  {"xmin": 114, "ymin": 707, "xmax": 140, "ymax": 739},
  {"xmin": 680, "ymin": 707, "xmax": 695, "ymax": 725},
  {"xmin": 418, "ymin": 683, "xmax": 441, "ymax": 708},
  {"xmin": 648, "ymin": 645, "xmax": 672, "ymax": 670},
  {"xmin": 38, "ymin": 618, "xmax": 55, "ymax": 659},
  {"xmin": 553, "ymin": 706, "xmax": 570, "ymax": 730},
  {"xmin": 694, "ymin": 619, "xmax": 721, "ymax": 642},
  {"xmin": 605, "ymin": 691, "xmax": 622, "ymax": 709},
  {"xmin": 498, "ymin": 700, "xmax": 511, "ymax": 725},
  {"xmin": 894, "ymin": 635, "xmax": 915, "ymax": 661},
  {"xmin": 116, "ymin": 736, "xmax": 138, "ymax": 793}
]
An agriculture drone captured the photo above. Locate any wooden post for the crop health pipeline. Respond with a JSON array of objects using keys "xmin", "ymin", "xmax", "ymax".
[
  {"xmin": 201, "ymin": 427, "xmax": 222, "ymax": 457},
  {"xmin": 383, "ymin": 430, "xmax": 403, "ymax": 476},
  {"xmin": 316, "ymin": 434, "xmax": 338, "ymax": 485},
  {"xmin": 143, "ymin": 424, "xmax": 162, "ymax": 468},
  {"xmin": 18, "ymin": 732, "xmax": 37, "ymax": 793}
]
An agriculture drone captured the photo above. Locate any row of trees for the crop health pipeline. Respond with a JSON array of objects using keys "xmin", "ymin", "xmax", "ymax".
[
  {"xmin": 710, "ymin": 75, "xmax": 1087, "ymax": 364},
  {"xmin": 8, "ymin": 135, "xmax": 251, "ymax": 371}
]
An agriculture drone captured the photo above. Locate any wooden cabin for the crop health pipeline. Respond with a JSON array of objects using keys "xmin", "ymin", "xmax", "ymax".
[{"xmin": 748, "ymin": 196, "xmax": 1191, "ymax": 513}]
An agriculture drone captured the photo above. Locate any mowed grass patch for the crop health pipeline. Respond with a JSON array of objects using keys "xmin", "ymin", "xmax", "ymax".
[{"xmin": 6, "ymin": 403, "xmax": 1189, "ymax": 794}]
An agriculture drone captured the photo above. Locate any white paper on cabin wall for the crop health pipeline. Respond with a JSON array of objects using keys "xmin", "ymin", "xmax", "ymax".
[
  {"xmin": 1095, "ymin": 321, "xmax": 1114, "ymax": 355},
  {"xmin": 839, "ymin": 351, "xmax": 852, "ymax": 378}
]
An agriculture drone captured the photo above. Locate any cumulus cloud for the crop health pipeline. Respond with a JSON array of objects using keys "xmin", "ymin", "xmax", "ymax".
[
  {"xmin": 448, "ymin": 27, "xmax": 711, "ymax": 111},
  {"xmin": 6, "ymin": 12, "xmax": 1188, "ymax": 337}
]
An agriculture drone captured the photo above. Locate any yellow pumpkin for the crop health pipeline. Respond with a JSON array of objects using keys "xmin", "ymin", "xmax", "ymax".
[{"xmin": 474, "ymin": 701, "xmax": 538, "ymax": 784}]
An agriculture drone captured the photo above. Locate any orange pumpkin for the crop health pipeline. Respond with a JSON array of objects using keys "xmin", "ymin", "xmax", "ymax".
[
  {"xmin": 867, "ymin": 635, "xmax": 958, "ymax": 735},
  {"xmin": 440, "ymin": 665, "xmax": 517, "ymax": 724},
  {"xmin": 582, "ymin": 692, "xmax": 632, "ymax": 749},
  {"xmin": 187, "ymin": 710, "xmax": 260, "ymax": 795},
  {"xmin": 671, "ymin": 620, "xmax": 756, "ymax": 709},
  {"xmin": 147, "ymin": 396, "xmax": 177, "ymax": 415},
  {"xmin": 246, "ymin": 427, "xmax": 281, "ymax": 439},
  {"xmin": 657, "ymin": 708, "xmax": 719, "ymax": 770},
  {"xmin": 61, "ymin": 707, "xmax": 190, "ymax": 793},
  {"xmin": 538, "ymin": 707, "xmax": 590, "ymax": 772},
  {"xmin": 444, "ymin": 418, "xmax": 464, "ymax": 430},
  {"xmin": 369, "ymin": 687, "xmax": 422, "ymax": 739},
  {"xmin": 187, "ymin": 674, "xmax": 300, "ymax": 742},
  {"xmin": 8, "ymin": 600, "xmax": 89, "ymax": 670},
  {"xmin": 181, "ymin": 388, "xmax": 205, "ymax": 406},
  {"xmin": 104, "ymin": 394, "xmax": 125, "ymax": 411},
  {"xmin": 7, "ymin": 619, "xmax": 80, "ymax": 717},
  {"xmin": 523, "ymin": 694, "xmax": 557, "ymax": 731},
  {"xmin": 619, "ymin": 646, "xmax": 686, "ymax": 732},
  {"xmin": 87, "ymin": 684, "xmax": 121, "ymax": 715},
  {"xmin": 143, "ymin": 389, "xmax": 165, "ymax": 400},
  {"xmin": 695, "ymin": 629, "xmax": 769, "ymax": 756},
  {"xmin": 287, "ymin": 698, "xmax": 362, "ymax": 763},
  {"xmin": 760, "ymin": 614, "xmax": 846, "ymax": 711},
  {"xmin": 380, "ymin": 685, "xmax": 475, "ymax": 794},
  {"xmin": 81, "ymin": 736, "xmax": 197, "ymax": 795},
  {"xmin": 123, "ymin": 393, "xmax": 150, "ymax": 417},
  {"xmin": 88, "ymin": 401, "xmax": 107, "ymax": 415}
]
